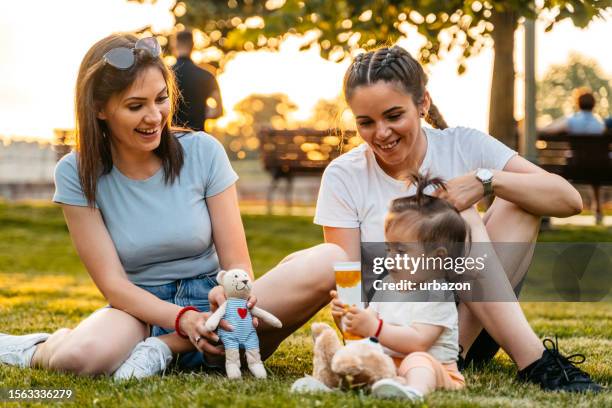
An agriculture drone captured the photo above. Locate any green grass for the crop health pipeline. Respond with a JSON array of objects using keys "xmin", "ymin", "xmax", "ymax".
[{"xmin": 1, "ymin": 201, "xmax": 611, "ymax": 407}]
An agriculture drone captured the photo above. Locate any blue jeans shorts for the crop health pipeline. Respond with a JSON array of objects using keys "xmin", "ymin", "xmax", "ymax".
[{"xmin": 103, "ymin": 273, "xmax": 218, "ymax": 370}]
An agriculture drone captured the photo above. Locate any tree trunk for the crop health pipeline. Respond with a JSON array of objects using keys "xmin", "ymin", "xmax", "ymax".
[{"xmin": 489, "ymin": 10, "xmax": 518, "ymax": 150}]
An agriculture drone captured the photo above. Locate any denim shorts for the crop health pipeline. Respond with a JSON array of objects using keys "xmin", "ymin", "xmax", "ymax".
[
  {"xmin": 102, "ymin": 273, "xmax": 218, "ymax": 370},
  {"xmin": 142, "ymin": 273, "xmax": 219, "ymax": 369}
]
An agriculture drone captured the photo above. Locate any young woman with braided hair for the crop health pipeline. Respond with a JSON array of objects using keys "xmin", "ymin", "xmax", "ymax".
[{"xmin": 314, "ymin": 46, "xmax": 602, "ymax": 393}]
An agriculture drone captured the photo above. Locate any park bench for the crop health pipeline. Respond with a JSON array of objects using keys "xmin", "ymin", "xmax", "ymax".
[
  {"xmin": 536, "ymin": 130, "xmax": 612, "ymax": 223},
  {"xmin": 536, "ymin": 130, "xmax": 612, "ymax": 184},
  {"xmin": 258, "ymin": 127, "xmax": 357, "ymax": 212}
]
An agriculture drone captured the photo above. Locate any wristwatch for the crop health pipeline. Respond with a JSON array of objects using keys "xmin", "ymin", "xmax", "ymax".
[{"xmin": 475, "ymin": 168, "xmax": 494, "ymax": 197}]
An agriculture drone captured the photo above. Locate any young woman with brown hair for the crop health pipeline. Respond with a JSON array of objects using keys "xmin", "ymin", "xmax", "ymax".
[
  {"xmin": 314, "ymin": 46, "xmax": 601, "ymax": 393},
  {"xmin": 0, "ymin": 33, "xmax": 347, "ymax": 379}
]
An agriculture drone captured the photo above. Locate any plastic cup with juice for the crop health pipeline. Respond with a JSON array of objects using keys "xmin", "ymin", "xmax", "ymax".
[{"xmin": 334, "ymin": 261, "xmax": 364, "ymax": 341}]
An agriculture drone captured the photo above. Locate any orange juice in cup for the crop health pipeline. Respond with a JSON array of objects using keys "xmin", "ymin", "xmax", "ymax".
[{"xmin": 334, "ymin": 261, "xmax": 364, "ymax": 341}]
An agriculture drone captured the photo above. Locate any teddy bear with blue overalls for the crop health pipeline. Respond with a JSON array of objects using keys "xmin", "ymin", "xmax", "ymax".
[{"xmin": 205, "ymin": 269, "xmax": 282, "ymax": 379}]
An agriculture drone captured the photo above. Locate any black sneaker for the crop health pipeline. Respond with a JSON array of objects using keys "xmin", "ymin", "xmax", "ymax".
[{"xmin": 518, "ymin": 337, "xmax": 603, "ymax": 393}]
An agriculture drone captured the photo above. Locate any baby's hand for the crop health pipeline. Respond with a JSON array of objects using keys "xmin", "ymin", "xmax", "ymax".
[
  {"xmin": 344, "ymin": 307, "xmax": 379, "ymax": 338},
  {"xmin": 329, "ymin": 290, "xmax": 346, "ymax": 330}
]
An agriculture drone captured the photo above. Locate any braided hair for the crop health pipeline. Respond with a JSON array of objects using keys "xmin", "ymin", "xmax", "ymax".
[
  {"xmin": 343, "ymin": 46, "xmax": 448, "ymax": 130},
  {"xmin": 385, "ymin": 173, "xmax": 470, "ymax": 259}
]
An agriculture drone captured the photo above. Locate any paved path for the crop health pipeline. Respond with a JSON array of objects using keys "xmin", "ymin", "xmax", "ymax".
[{"xmin": 550, "ymin": 215, "xmax": 611, "ymax": 227}]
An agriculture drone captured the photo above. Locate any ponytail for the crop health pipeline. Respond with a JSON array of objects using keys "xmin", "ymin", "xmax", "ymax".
[
  {"xmin": 411, "ymin": 172, "xmax": 447, "ymax": 207},
  {"xmin": 386, "ymin": 172, "xmax": 471, "ymax": 259},
  {"xmin": 425, "ymin": 101, "xmax": 448, "ymax": 130}
]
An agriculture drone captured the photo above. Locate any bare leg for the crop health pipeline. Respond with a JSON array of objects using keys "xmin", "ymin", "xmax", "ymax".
[
  {"xmin": 401, "ymin": 367, "xmax": 436, "ymax": 395},
  {"xmin": 252, "ymin": 243, "xmax": 348, "ymax": 359},
  {"xmin": 157, "ymin": 333, "xmax": 195, "ymax": 354},
  {"xmin": 30, "ymin": 328, "xmax": 72, "ymax": 369},
  {"xmin": 458, "ymin": 203, "xmax": 544, "ymax": 369},
  {"xmin": 31, "ymin": 308, "xmax": 148, "ymax": 376},
  {"xmin": 396, "ymin": 353, "xmax": 444, "ymax": 396},
  {"xmin": 459, "ymin": 199, "xmax": 540, "ymax": 354}
]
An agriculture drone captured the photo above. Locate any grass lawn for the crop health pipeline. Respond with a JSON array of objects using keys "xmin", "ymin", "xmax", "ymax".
[{"xmin": 0, "ymin": 201, "xmax": 611, "ymax": 407}]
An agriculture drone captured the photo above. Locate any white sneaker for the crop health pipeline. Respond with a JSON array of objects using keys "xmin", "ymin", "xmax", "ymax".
[
  {"xmin": 291, "ymin": 375, "xmax": 334, "ymax": 393},
  {"xmin": 371, "ymin": 379, "xmax": 424, "ymax": 401},
  {"xmin": 0, "ymin": 332, "xmax": 50, "ymax": 368},
  {"xmin": 112, "ymin": 337, "xmax": 172, "ymax": 381}
]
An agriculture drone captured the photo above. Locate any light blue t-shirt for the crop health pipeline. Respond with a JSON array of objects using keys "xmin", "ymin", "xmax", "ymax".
[
  {"xmin": 53, "ymin": 132, "xmax": 238, "ymax": 286},
  {"xmin": 567, "ymin": 111, "xmax": 605, "ymax": 134}
]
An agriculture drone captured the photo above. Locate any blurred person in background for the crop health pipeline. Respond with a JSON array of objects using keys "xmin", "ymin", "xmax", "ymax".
[
  {"xmin": 540, "ymin": 89, "xmax": 606, "ymax": 224},
  {"xmin": 172, "ymin": 30, "xmax": 223, "ymax": 131},
  {"xmin": 540, "ymin": 88, "xmax": 605, "ymax": 135}
]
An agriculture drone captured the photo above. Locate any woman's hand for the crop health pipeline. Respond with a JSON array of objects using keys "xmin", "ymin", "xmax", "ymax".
[
  {"xmin": 431, "ymin": 172, "xmax": 484, "ymax": 211},
  {"xmin": 208, "ymin": 285, "xmax": 259, "ymax": 328},
  {"xmin": 344, "ymin": 307, "xmax": 379, "ymax": 338},
  {"xmin": 208, "ymin": 285, "xmax": 226, "ymax": 312},
  {"xmin": 179, "ymin": 310, "xmax": 232, "ymax": 354}
]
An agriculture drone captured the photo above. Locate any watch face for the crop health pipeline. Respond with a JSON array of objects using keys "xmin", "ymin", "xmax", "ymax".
[{"xmin": 477, "ymin": 168, "xmax": 493, "ymax": 181}]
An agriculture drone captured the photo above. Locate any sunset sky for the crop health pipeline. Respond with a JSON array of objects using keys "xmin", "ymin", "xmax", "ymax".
[{"xmin": 0, "ymin": 0, "xmax": 611, "ymax": 142}]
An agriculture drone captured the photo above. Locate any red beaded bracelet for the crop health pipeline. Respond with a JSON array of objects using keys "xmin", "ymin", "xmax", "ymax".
[
  {"xmin": 175, "ymin": 306, "xmax": 199, "ymax": 339},
  {"xmin": 374, "ymin": 318, "xmax": 384, "ymax": 338}
]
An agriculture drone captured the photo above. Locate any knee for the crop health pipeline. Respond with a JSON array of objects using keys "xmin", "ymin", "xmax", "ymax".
[
  {"xmin": 313, "ymin": 243, "xmax": 349, "ymax": 289},
  {"xmin": 48, "ymin": 338, "xmax": 109, "ymax": 376},
  {"xmin": 398, "ymin": 352, "xmax": 434, "ymax": 373},
  {"xmin": 499, "ymin": 200, "xmax": 540, "ymax": 223},
  {"xmin": 316, "ymin": 243, "xmax": 349, "ymax": 265}
]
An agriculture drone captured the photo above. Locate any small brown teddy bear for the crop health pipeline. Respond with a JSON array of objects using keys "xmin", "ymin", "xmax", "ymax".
[{"xmin": 292, "ymin": 322, "xmax": 404, "ymax": 392}]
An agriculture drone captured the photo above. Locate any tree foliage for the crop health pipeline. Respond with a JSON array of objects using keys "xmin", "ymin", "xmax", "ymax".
[
  {"xmin": 212, "ymin": 92, "xmax": 357, "ymax": 159},
  {"xmin": 169, "ymin": 1, "xmax": 611, "ymax": 73},
  {"xmin": 234, "ymin": 93, "xmax": 298, "ymax": 128},
  {"xmin": 537, "ymin": 53, "xmax": 611, "ymax": 122},
  {"xmin": 213, "ymin": 93, "xmax": 298, "ymax": 159},
  {"xmin": 135, "ymin": 0, "xmax": 612, "ymax": 148},
  {"xmin": 307, "ymin": 96, "xmax": 349, "ymax": 130}
]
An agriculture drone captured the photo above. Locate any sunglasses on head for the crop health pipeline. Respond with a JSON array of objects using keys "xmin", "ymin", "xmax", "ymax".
[{"xmin": 102, "ymin": 37, "xmax": 161, "ymax": 70}]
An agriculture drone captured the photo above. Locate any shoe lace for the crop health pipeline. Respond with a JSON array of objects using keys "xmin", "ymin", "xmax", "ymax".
[
  {"xmin": 542, "ymin": 336, "xmax": 588, "ymax": 383},
  {"xmin": 128, "ymin": 343, "xmax": 167, "ymax": 375}
]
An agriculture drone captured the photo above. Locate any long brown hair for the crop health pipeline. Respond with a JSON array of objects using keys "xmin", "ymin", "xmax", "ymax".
[
  {"xmin": 343, "ymin": 46, "xmax": 448, "ymax": 130},
  {"xmin": 75, "ymin": 33, "xmax": 184, "ymax": 207},
  {"xmin": 385, "ymin": 173, "xmax": 470, "ymax": 259}
]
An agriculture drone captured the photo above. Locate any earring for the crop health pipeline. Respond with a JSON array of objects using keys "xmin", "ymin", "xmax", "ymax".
[{"xmin": 420, "ymin": 112, "xmax": 425, "ymax": 117}]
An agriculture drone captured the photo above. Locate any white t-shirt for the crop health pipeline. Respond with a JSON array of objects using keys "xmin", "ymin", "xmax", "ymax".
[
  {"xmin": 314, "ymin": 126, "xmax": 517, "ymax": 242},
  {"xmin": 368, "ymin": 280, "xmax": 459, "ymax": 363}
]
